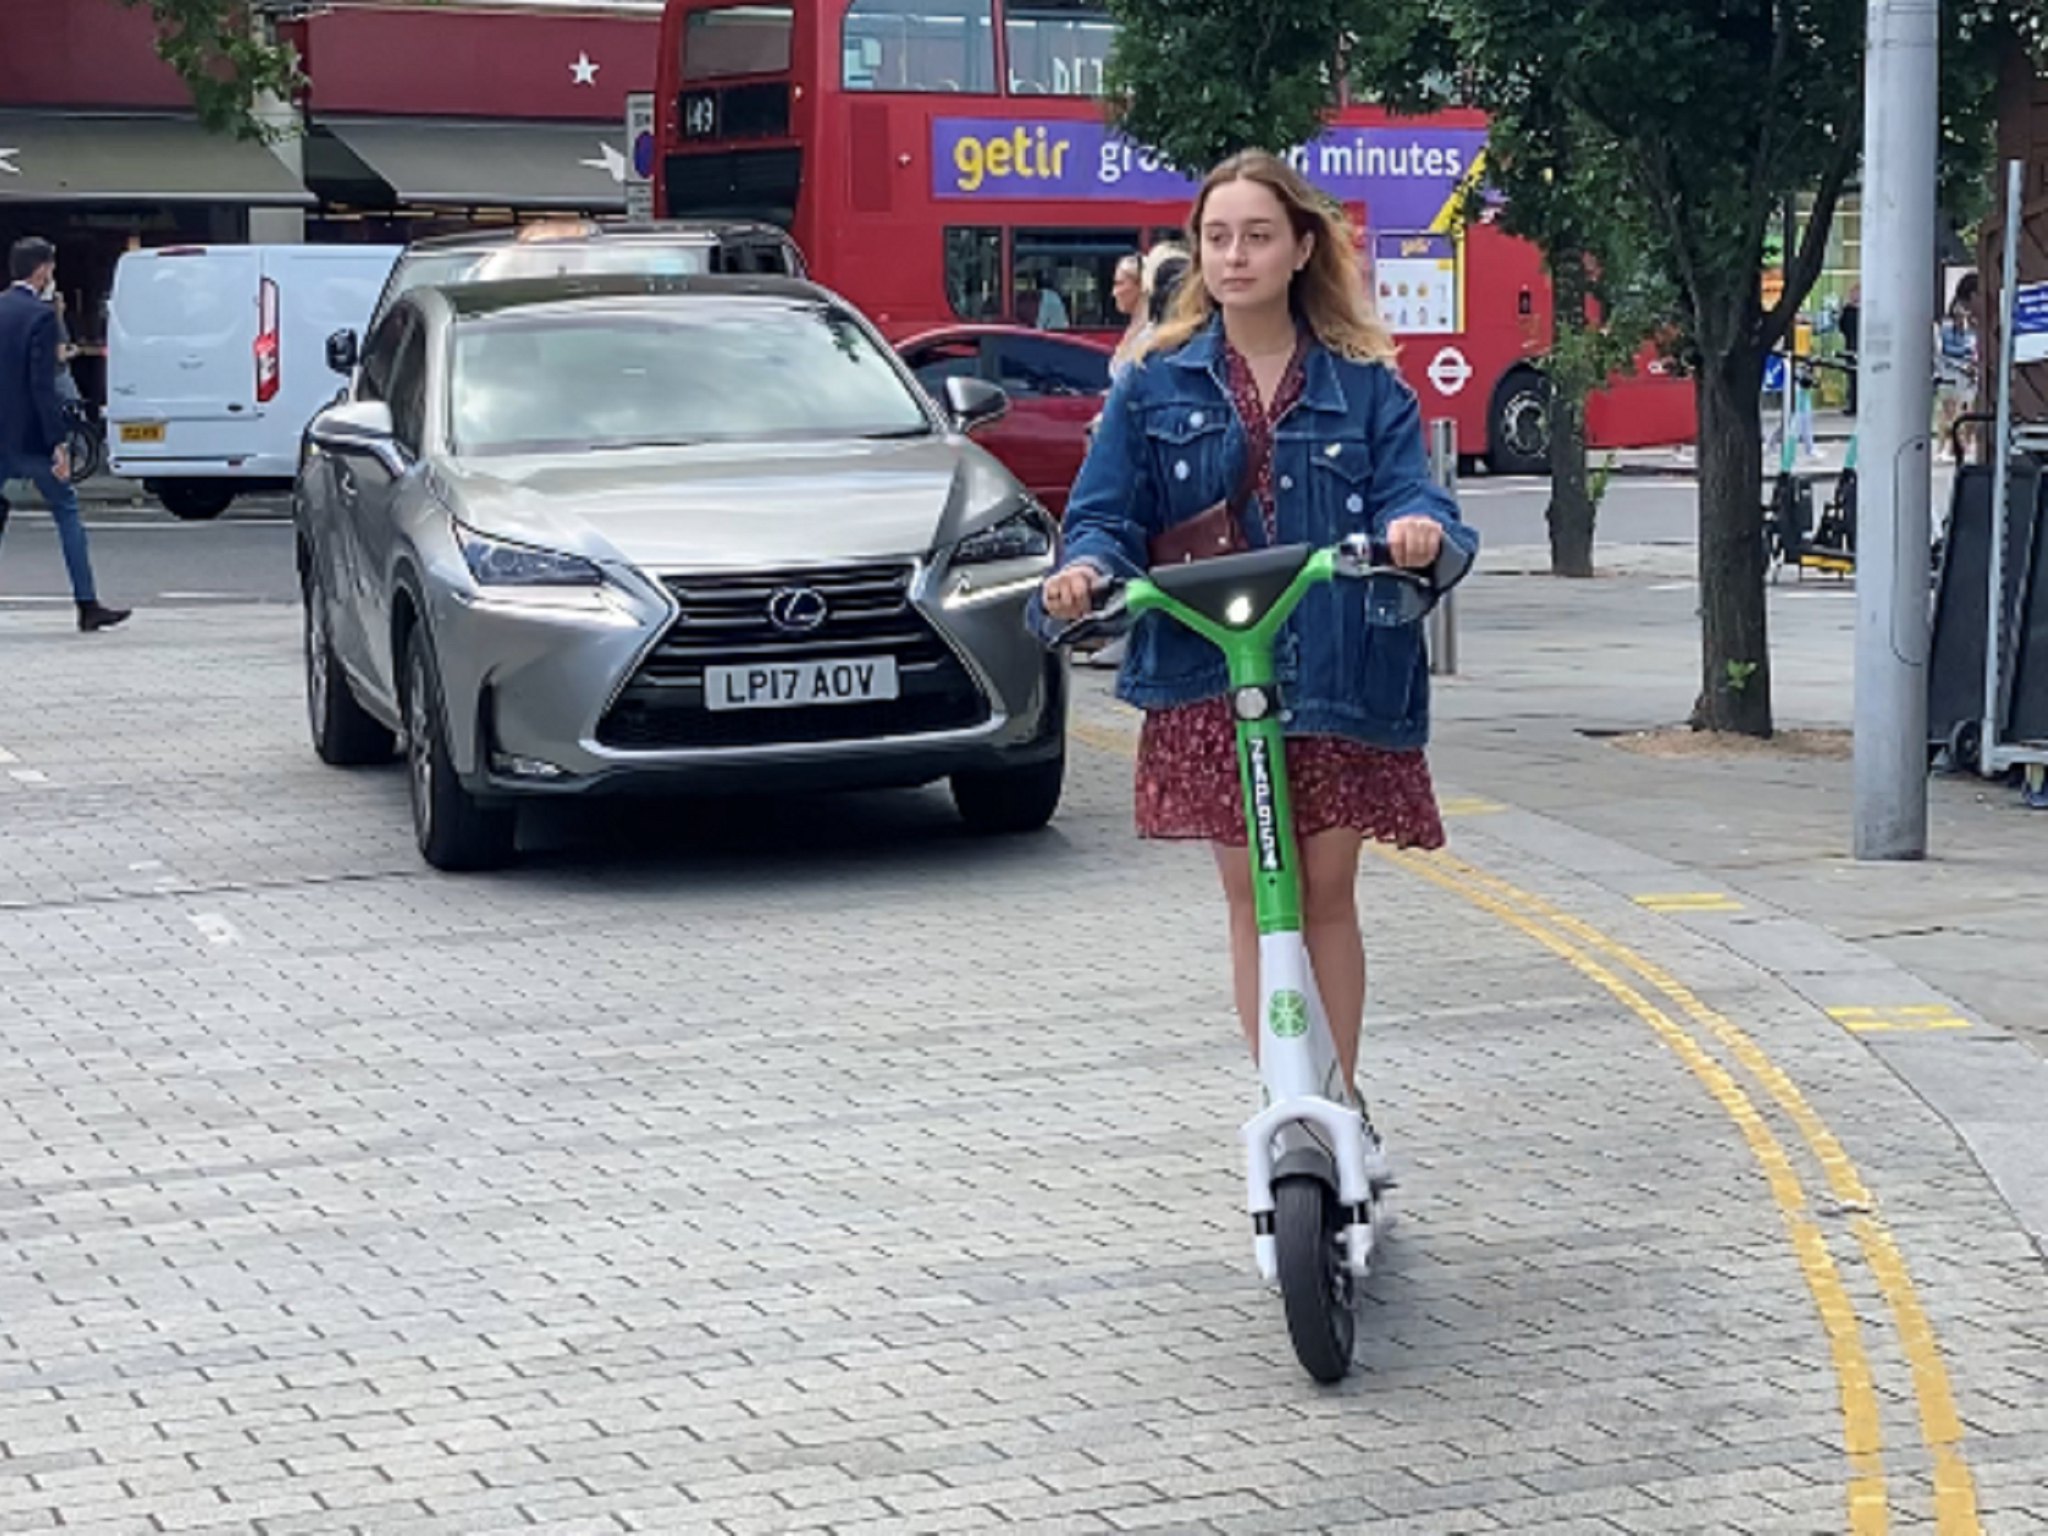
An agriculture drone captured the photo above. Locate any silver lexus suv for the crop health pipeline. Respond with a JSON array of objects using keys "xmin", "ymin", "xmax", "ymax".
[{"xmin": 294, "ymin": 274, "xmax": 1065, "ymax": 870}]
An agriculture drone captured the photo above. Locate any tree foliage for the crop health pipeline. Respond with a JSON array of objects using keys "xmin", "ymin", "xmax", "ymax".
[
  {"xmin": 114, "ymin": 0, "xmax": 302, "ymax": 141},
  {"xmin": 1100, "ymin": 0, "xmax": 1354, "ymax": 174},
  {"xmin": 1352, "ymin": 10, "xmax": 1676, "ymax": 577},
  {"xmin": 1354, "ymin": 0, "xmax": 2022, "ymax": 732}
]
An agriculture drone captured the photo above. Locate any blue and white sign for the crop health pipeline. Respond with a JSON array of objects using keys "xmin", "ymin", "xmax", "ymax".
[
  {"xmin": 2015, "ymin": 280, "xmax": 2048, "ymax": 365},
  {"xmin": 1762, "ymin": 353, "xmax": 1788, "ymax": 392},
  {"xmin": 623, "ymin": 92, "xmax": 655, "ymax": 222}
]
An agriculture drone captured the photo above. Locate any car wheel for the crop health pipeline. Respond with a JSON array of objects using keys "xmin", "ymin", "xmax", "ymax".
[
  {"xmin": 403, "ymin": 631, "xmax": 516, "ymax": 871},
  {"xmin": 1486, "ymin": 368, "xmax": 1551, "ymax": 477},
  {"xmin": 304, "ymin": 568, "xmax": 394, "ymax": 766},
  {"xmin": 157, "ymin": 481, "xmax": 235, "ymax": 521},
  {"xmin": 951, "ymin": 749, "xmax": 1064, "ymax": 834}
]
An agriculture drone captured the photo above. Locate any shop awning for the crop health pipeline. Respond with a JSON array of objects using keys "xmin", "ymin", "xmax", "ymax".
[
  {"xmin": 309, "ymin": 117, "xmax": 627, "ymax": 211},
  {"xmin": 0, "ymin": 111, "xmax": 313, "ymax": 204}
]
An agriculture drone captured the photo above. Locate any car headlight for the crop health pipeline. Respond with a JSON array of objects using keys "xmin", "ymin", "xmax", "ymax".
[
  {"xmin": 457, "ymin": 525, "xmax": 604, "ymax": 586},
  {"xmin": 952, "ymin": 506, "xmax": 1055, "ymax": 565}
]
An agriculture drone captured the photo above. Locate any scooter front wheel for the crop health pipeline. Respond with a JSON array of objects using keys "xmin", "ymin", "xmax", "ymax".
[{"xmin": 1274, "ymin": 1176, "xmax": 1355, "ymax": 1383}]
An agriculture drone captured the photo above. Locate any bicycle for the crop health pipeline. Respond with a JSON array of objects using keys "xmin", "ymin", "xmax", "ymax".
[
  {"xmin": 61, "ymin": 398, "xmax": 105, "ymax": 485},
  {"xmin": 1050, "ymin": 532, "xmax": 1470, "ymax": 1382},
  {"xmin": 1763, "ymin": 355, "xmax": 1855, "ymax": 581}
]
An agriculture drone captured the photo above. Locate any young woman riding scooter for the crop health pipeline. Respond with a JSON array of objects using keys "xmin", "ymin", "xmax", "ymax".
[{"xmin": 1039, "ymin": 151, "xmax": 1478, "ymax": 1167}]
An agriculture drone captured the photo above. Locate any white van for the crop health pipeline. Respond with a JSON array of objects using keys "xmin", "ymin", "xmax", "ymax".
[{"xmin": 108, "ymin": 244, "xmax": 401, "ymax": 520}]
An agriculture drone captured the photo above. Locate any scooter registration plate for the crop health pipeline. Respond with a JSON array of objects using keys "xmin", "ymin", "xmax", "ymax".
[{"xmin": 703, "ymin": 656, "xmax": 900, "ymax": 711}]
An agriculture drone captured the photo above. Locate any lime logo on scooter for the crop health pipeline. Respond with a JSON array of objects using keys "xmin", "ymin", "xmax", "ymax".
[
  {"xmin": 1246, "ymin": 736, "xmax": 1284, "ymax": 873},
  {"xmin": 1268, "ymin": 989, "xmax": 1309, "ymax": 1039}
]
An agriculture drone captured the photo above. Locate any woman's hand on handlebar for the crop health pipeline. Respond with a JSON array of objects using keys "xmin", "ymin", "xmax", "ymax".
[
  {"xmin": 1385, "ymin": 515, "xmax": 1444, "ymax": 570},
  {"xmin": 1041, "ymin": 563, "xmax": 1102, "ymax": 621}
]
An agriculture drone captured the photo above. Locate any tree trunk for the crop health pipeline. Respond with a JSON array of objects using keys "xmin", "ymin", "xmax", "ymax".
[
  {"xmin": 1547, "ymin": 389, "xmax": 1595, "ymax": 576},
  {"xmin": 1691, "ymin": 338, "xmax": 1773, "ymax": 735},
  {"xmin": 1546, "ymin": 250, "xmax": 1597, "ymax": 577}
]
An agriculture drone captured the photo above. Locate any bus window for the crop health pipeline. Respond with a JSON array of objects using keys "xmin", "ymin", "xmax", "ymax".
[
  {"xmin": 842, "ymin": 0, "xmax": 997, "ymax": 93},
  {"xmin": 1012, "ymin": 227, "xmax": 1138, "ymax": 330},
  {"xmin": 1005, "ymin": 0, "xmax": 1112, "ymax": 97},
  {"xmin": 684, "ymin": 4, "xmax": 794, "ymax": 80},
  {"xmin": 944, "ymin": 226, "xmax": 1004, "ymax": 321}
]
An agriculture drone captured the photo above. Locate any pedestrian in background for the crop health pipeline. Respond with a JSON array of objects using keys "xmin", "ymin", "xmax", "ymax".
[
  {"xmin": 1142, "ymin": 241, "xmax": 1190, "ymax": 327},
  {"xmin": 1108, "ymin": 253, "xmax": 1147, "ymax": 380},
  {"xmin": 0, "ymin": 236, "xmax": 129, "ymax": 631},
  {"xmin": 1838, "ymin": 283, "xmax": 1859, "ymax": 415},
  {"xmin": 49, "ymin": 290, "xmax": 82, "ymax": 406}
]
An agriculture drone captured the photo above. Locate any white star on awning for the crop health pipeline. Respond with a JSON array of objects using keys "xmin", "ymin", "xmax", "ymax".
[
  {"xmin": 0, "ymin": 148, "xmax": 20, "ymax": 176},
  {"xmin": 570, "ymin": 52, "xmax": 599, "ymax": 86}
]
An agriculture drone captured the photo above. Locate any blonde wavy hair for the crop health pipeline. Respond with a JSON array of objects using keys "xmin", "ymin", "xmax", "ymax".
[{"xmin": 1142, "ymin": 150, "xmax": 1396, "ymax": 365}]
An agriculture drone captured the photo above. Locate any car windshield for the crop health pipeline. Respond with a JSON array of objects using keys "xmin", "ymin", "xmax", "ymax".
[
  {"xmin": 449, "ymin": 301, "xmax": 933, "ymax": 454},
  {"xmin": 396, "ymin": 245, "xmax": 715, "ymax": 300}
]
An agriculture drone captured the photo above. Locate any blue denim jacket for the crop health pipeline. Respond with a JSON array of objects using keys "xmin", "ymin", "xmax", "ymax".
[{"xmin": 1057, "ymin": 316, "xmax": 1478, "ymax": 750}]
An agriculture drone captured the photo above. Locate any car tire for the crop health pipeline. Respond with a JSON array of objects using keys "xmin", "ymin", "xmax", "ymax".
[
  {"xmin": 304, "ymin": 570, "xmax": 394, "ymax": 766},
  {"xmin": 951, "ymin": 749, "xmax": 1064, "ymax": 835},
  {"xmin": 157, "ymin": 480, "xmax": 236, "ymax": 521},
  {"xmin": 1486, "ymin": 368, "xmax": 1551, "ymax": 477},
  {"xmin": 403, "ymin": 630, "xmax": 516, "ymax": 872}
]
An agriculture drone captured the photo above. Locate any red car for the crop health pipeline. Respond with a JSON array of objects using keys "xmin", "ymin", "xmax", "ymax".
[{"xmin": 896, "ymin": 326, "xmax": 1114, "ymax": 514}]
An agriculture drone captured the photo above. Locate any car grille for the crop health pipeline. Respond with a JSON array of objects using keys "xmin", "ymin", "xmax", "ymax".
[{"xmin": 597, "ymin": 561, "xmax": 990, "ymax": 750}]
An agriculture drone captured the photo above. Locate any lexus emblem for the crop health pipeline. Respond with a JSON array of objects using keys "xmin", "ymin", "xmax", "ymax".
[{"xmin": 766, "ymin": 585, "xmax": 829, "ymax": 633}]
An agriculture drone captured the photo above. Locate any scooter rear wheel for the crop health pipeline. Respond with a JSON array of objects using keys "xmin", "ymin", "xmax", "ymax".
[{"xmin": 1274, "ymin": 1176, "xmax": 1355, "ymax": 1383}]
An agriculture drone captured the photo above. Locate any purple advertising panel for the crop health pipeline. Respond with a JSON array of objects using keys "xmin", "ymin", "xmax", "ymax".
[{"xmin": 932, "ymin": 117, "xmax": 1485, "ymax": 231}]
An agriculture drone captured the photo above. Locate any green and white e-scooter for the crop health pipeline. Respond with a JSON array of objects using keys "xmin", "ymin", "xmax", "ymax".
[{"xmin": 1053, "ymin": 532, "xmax": 1469, "ymax": 1382}]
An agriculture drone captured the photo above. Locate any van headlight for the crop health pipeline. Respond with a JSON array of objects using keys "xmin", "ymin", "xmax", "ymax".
[
  {"xmin": 952, "ymin": 506, "xmax": 1055, "ymax": 565},
  {"xmin": 457, "ymin": 525, "xmax": 604, "ymax": 587}
]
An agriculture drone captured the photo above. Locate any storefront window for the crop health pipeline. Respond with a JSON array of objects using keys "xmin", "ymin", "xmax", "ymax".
[
  {"xmin": 843, "ymin": 0, "xmax": 997, "ymax": 93},
  {"xmin": 944, "ymin": 226, "xmax": 1004, "ymax": 320},
  {"xmin": 1011, "ymin": 226, "xmax": 1137, "ymax": 330},
  {"xmin": 1005, "ymin": 0, "xmax": 1112, "ymax": 97},
  {"xmin": 684, "ymin": 5, "xmax": 794, "ymax": 81}
]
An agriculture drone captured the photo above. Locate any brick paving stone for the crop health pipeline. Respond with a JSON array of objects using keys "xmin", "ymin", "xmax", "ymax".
[{"xmin": 0, "ymin": 606, "xmax": 2039, "ymax": 1535}]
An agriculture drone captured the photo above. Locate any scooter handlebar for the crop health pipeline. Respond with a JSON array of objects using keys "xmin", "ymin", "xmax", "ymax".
[{"xmin": 1042, "ymin": 531, "xmax": 1468, "ymax": 647}]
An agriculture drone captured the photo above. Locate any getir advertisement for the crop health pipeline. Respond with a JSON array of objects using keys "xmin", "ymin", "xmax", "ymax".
[{"xmin": 932, "ymin": 117, "xmax": 1485, "ymax": 235}]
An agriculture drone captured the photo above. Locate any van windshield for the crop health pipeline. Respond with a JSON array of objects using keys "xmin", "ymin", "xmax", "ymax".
[{"xmin": 449, "ymin": 300, "xmax": 932, "ymax": 455}]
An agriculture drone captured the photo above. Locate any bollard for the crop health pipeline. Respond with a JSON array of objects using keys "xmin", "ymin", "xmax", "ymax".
[{"xmin": 1425, "ymin": 418, "xmax": 1458, "ymax": 676}]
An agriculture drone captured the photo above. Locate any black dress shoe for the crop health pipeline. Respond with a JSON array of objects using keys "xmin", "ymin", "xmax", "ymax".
[{"xmin": 77, "ymin": 601, "xmax": 131, "ymax": 632}]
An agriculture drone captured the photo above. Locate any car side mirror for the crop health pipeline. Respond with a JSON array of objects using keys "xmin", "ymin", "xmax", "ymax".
[
  {"xmin": 326, "ymin": 328, "xmax": 359, "ymax": 375},
  {"xmin": 944, "ymin": 375, "xmax": 1009, "ymax": 433},
  {"xmin": 311, "ymin": 399, "xmax": 405, "ymax": 474}
]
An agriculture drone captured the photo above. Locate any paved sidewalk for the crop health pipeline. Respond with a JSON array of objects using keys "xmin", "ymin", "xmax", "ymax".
[
  {"xmin": 0, "ymin": 595, "xmax": 2044, "ymax": 1534},
  {"xmin": 1416, "ymin": 541, "xmax": 2048, "ymax": 1259}
]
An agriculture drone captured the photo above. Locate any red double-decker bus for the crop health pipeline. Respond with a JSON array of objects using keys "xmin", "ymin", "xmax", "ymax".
[{"xmin": 651, "ymin": 0, "xmax": 1692, "ymax": 472}]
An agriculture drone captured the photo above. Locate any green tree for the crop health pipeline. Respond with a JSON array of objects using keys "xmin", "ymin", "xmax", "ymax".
[
  {"xmin": 1100, "ymin": 0, "xmax": 1354, "ymax": 174},
  {"xmin": 114, "ymin": 0, "xmax": 301, "ymax": 141},
  {"xmin": 1351, "ymin": 16, "xmax": 1674, "ymax": 578},
  {"xmin": 1407, "ymin": 0, "xmax": 2010, "ymax": 734}
]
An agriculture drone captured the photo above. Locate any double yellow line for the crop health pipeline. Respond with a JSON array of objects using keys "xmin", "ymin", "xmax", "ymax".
[
  {"xmin": 1065, "ymin": 716, "xmax": 1979, "ymax": 1533},
  {"xmin": 1392, "ymin": 848, "xmax": 1979, "ymax": 1536}
]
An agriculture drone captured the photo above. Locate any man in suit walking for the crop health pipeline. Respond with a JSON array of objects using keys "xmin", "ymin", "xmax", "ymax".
[{"xmin": 0, "ymin": 236, "xmax": 128, "ymax": 631}]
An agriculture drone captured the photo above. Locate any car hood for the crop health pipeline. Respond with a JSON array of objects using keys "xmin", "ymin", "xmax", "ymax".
[{"xmin": 436, "ymin": 436, "xmax": 1022, "ymax": 571}]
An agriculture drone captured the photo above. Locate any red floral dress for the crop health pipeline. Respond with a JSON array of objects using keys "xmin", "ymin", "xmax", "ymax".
[{"xmin": 1133, "ymin": 336, "xmax": 1446, "ymax": 851}]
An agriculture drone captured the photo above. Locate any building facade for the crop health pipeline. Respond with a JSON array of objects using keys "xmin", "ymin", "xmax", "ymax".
[{"xmin": 0, "ymin": 0, "xmax": 660, "ymax": 402}]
